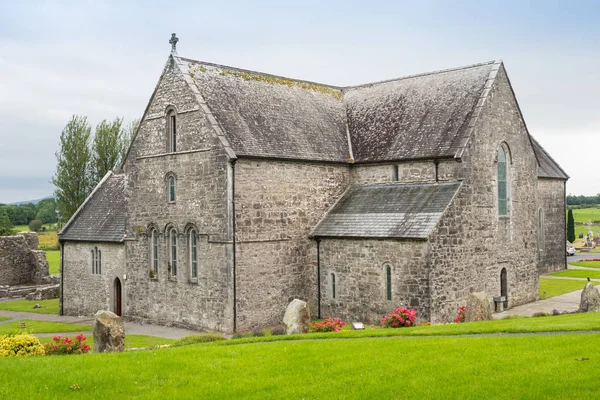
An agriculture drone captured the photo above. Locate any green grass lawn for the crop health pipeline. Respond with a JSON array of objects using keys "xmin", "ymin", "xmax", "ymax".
[
  {"xmin": 1, "ymin": 332, "xmax": 599, "ymax": 399},
  {"xmin": 569, "ymin": 260, "xmax": 600, "ymax": 269},
  {"xmin": 572, "ymin": 207, "xmax": 600, "ymax": 223},
  {"xmin": 0, "ymin": 299, "xmax": 59, "ymax": 315},
  {"xmin": 0, "ymin": 320, "xmax": 90, "ymax": 335},
  {"xmin": 46, "ymin": 250, "xmax": 60, "ymax": 275},
  {"xmin": 539, "ymin": 278, "xmax": 598, "ymax": 299},
  {"xmin": 549, "ymin": 269, "xmax": 600, "ymax": 279},
  {"xmin": 0, "ymin": 316, "xmax": 10, "ymax": 322},
  {"xmin": 37, "ymin": 334, "xmax": 176, "ymax": 350}
]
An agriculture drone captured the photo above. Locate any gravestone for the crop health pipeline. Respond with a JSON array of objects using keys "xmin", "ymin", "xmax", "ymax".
[
  {"xmin": 283, "ymin": 299, "xmax": 310, "ymax": 335},
  {"xmin": 580, "ymin": 283, "xmax": 600, "ymax": 312}
]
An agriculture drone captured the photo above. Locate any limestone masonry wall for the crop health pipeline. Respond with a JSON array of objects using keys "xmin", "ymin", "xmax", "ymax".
[
  {"xmin": 351, "ymin": 159, "xmax": 462, "ymax": 185},
  {"xmin": 0, "ymin": 232, "xmax": 48, "ymax": 286},
  {"xmin": 537, "ymin": 179, "xmax": 566, "ymax": 273}
]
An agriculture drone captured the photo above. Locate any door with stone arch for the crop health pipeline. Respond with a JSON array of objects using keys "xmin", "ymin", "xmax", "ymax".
[
  {"xmin": 114, "ymin": 278, "xmax": 122, "ymax": 316},
  {"xmin": 500, "ymin": 268, "xmax": 508, "ymax": 308}
]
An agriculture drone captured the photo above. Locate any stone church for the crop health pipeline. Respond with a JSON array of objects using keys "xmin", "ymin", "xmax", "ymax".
[{"xmin": 59, "ymin": 37, "xmax": 568, "ymax": 332}]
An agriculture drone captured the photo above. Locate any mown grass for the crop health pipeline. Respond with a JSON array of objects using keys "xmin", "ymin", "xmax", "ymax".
[
  {"xmin": 572, "ymin": 207, "xmax": 600, "ymax": 223},
  {"xmin": 0, "ymin": 316, "xmax": 10, "ymax": 322},
  {"xmin": 569, "ymin": 260, "xmax": 600, "ymax": 269},
  {"xmin": 0, "ymin": 299, "xmax": 59, "ymax": 315},
  {"xmin": 0, "ymin": 320, "xmax": 90, "ymax": 335},
  {"xmin": 550, "ymin": 269, "xmax": 600, "ymax": 279},
  {"xmin": 1, "ymin": 332, "xmax": 599, "ymax": 399},
  {"xmin": 46, "ymin": 250, "xmax": 60, "ymax": 275},
  {"xmin": 539, "ymin": 278, "xmax": 598, "ymax": 299},
  {"xmin": 37, "ymin": 334, "xmax": 176, "ymax": 350}
]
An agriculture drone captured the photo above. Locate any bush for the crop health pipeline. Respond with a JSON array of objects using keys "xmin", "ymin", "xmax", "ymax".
[
  {"xmin": 532, "ymin": 312, "xmax": 549, "ymax": 318},
  {"xmin": 0, "ymin": 334, "xmax": 45, "ymax": 357},
  {"xmin": 270, "ymin": 325, "xmax": 286, "ymax": 336},
  {"xmin": 455, "ymin": 306, "xmax": 466, "ymax": 323},
  {"xmin": 44, "ymin": 334, "xmax": 91, "ymax": 355},
  {"xmin": 309, "ymin": 318, "xmax": 346, "ymax": 333},
  {"xmin": 251, "ymin": 328, "xmax": 266, "ymax": 337},
  {"xmin": 231, "ymin": 333, "xmax": 246, "ymax": 339},
  {"xmin": 28, "ymin": 220, "xmax": 43, "ymax": 232},
  {"xmin": 172, "ymin": 333, "xmax": 225, "ymax": 347},
  {"xmin": 381, "ymin": 307, "xmax": 416, "ymax": 328}
]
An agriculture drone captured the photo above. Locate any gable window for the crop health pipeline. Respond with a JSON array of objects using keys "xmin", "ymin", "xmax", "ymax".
[
  {"xmin": 497, "ymin": 145, "xmax": 510, "ymax": 216},
  {"xmin": 385, "ymin": 264, "xmax": 392, "ymax": 301},
  {"xmin": 167, "ymin": 108, "xmax": 177, "ymax": 152},
  {"xmin": 189, "ymin": 229, "xmax": 198, "ymax": 279},
  {"xmin": 167, "ymin": 174, "xmax": 176, "ymax": 203},
  {"xmin": 329, "ymin": 272, "xmax": 337, "ymax": 300},
  {"xmin": 150, "ymin": 229, "xmax": 158, "ymax": 276},
  {"xmin": 169, "ymin": 228, "xmax": 178, "ymax": 276},
  {"xmin": 91, "ymin": 247, "xmax": 101, "ymax": 275}
]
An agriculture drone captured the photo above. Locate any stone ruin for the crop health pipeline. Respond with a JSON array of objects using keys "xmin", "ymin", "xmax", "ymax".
[{"xmin": 0, "ymin": 232, "xmax": 58, "ymax": 299}]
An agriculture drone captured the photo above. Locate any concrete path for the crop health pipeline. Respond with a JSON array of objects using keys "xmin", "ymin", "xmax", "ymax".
[{"xmin": 494, "ymin": 289, "xmax": 582, "ymax": 319}]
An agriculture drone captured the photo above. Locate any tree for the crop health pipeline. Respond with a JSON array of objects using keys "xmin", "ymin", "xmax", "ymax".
[
  {"xmin": 35, "ymin": 199, "xmax": 57, "ymax": 224},
  {"xmin": 52, "ymin": 115, "xmax": 93, "ymax": 223},
  {"xmin": 28, "ymin": 219, "xmax": 43, "ymax": 232},
  {"xmin": 119, "ymin": 118, "xmax": 139, "ymax": 168},
  {"xmin": 0, "ymin": 209, "xmax": 13, "ymax": 236},
  {"xmin": 567, "ymin": 209, "xmax": 575, "ymax": 243},
  {"xmin": 92, "ymin": 118, "xmax": 124, "ymax": 182}
]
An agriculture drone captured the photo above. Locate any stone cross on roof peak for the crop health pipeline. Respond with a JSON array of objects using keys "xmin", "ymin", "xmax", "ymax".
[{"xmin": 169, "ymin": 33, "xmax": 179, "ymax": 54}]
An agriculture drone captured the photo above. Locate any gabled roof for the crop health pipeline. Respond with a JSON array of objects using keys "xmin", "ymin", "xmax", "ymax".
[
  {"xmin": 59, "ymin": 172, "xmax": 126, "ymax": 243},
  {"xmin": 312, "ymin": 182, "xmax": 460, "ymax": 239},
  {"xmin": 530, "ymin": 137, "xmax": 569, "ymax": 179}
]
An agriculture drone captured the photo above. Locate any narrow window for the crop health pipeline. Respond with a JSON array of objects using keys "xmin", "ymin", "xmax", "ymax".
[
  {"xmin": 385, "ymin": 265, "xmax": 392, "ymax": 301},
  {"xmin": 330, "ymin": 272, "xmax": 336, "ymax": 300},
  {"xmin": 497, "ymin": 147, "xmax": 508, "ymax": 216},
  {"xmin": 170, "ymin": 229, "xmax": 178, "ymax": 276},
  {"xmin": 190, "ymin": 230, "xmax": 198, "ymax": 279},
  {"xmin": 168, "ymin": 175, "xmax": 176, "ymax": 202},
  {"xmin": 393, "ymin": 165, "xmax": 399, "ymax": 182},
  {"xmin": 91, "ymin": 250, "xmax": 95, "ymax": 274},
  {"xmin": 537, "ymin": 208, "xmax": 545, "ymax": 264},
  {"xmin": 97, "ymin": 249, "xmax": 102, "ymax": 275},
  {"xmin": 167, "ymin": 111, "xmax": 177, "ymax": 152},
  {"xmin": 151, "ymin": 229, "xmax": 158, "ymax": 274}
]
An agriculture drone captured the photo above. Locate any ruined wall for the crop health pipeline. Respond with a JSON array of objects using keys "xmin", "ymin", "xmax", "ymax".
[
  {"xmin": 319, "ymin": 238, "xmax": 430, "ymax": 325},
  {"xmin": 351, "ymin": 159, "xmax": 462, "ymax": 185},
  {"xmin": 62, "ymin": 242, "xmax": 125, "ymax": 316},
  {"xmin": 427, "ymin": 65, "xmax": 539, "ymax": 323},
  {"xmin": 122, "ymin": 60, "xmax": 233, "ymax": 332},
  {"xmin": 537, "ymin": 178, "xmax": 566, "ymax": 273},
  {"xmin": 0, "ymin": 232, "xmax": 48, "ymax": 286},
  {"xmin": 234, "ymin": 159, "xmax": 349, "ymax": 330}
]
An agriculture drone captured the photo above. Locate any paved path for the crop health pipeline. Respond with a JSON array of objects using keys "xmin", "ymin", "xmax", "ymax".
[
  {"xmin": 494, "ymin": 289, "xmax": 582, "ymax": 319},
  {"xmin": 569, "ymin": 253, "xmax": 600, "ymax": 262}
]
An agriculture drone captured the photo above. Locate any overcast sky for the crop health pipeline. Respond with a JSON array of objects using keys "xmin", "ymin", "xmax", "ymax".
[{"xmin": 1, "ymin": 0, "xmax": 599, "ymax": 203}]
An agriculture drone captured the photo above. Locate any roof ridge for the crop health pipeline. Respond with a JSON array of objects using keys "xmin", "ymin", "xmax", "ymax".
[
  {"xmin": 177, "ymin": 56, "xmax": 343, "ymax": 91},
  {"xmin": 342, "ymin": 60, "xmax": 499, "ymax": 91}
]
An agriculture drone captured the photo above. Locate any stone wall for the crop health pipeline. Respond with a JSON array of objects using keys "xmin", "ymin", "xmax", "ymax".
[
  {"xmin": 0, "ymin": 232, "xmax": 48, "ymax": 286},
  {"xmin": 62, "ymin": 242, "xmax": 125, "ymax": 316},
  {"xmin": 351, "ymin": 159, "xmax": 462, "ymax": 185},
  {"xmin": 537, "ymin": 178, "xmax": 566, "ymax": 273},
  {"xmin": 234, "ymin": 159, "xmax": 349, "ymax": 330},
  {"xmin": 427, "ymin": 65, "xmax": 539, "ymax": 323},
  {"xmin": 319, "ymin": 238, "xmax": 430, "ymax": 325}
]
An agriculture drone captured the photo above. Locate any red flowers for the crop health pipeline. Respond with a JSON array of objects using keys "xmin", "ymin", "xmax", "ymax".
[
  {"xmin": 309, "ymin": 318, "xmax": 346, "ymax": 333},
  {"xmin": 44, "ymin": 333, "xmax": 91, "ymax": 356},
  {"xmin": 381, "ymin": 307, "xmax": 416, "ymax": 328},
  {"xmin": 455, "ymin": 305, "xmax": 466, "ymax": 323}
]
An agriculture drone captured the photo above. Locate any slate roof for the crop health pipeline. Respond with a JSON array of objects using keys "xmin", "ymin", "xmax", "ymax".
[
  {"xmin": 59, "ymin": 172, "xmax": 126, "ymax": 243},
  {"xmin": 531, "ymin": 137, "xmax": 569, "ymax": 179},
  {"xmin": 312, "ymin": 182, "xmax": 460, "ymax": 239}
]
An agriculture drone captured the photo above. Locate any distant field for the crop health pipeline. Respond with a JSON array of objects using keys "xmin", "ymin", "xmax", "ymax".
[
  {"xmin": 571, "ymin": 208, "xmax": 600, "ymax": 238},
  {"xmin": 46, "ymin": 250, "xmax": 60, "ymax": 275}
]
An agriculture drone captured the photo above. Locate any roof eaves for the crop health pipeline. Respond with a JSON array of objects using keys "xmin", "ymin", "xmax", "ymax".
[{"xmin": 531, "ymin": 137, "xmax": 570, "ymax": 180}]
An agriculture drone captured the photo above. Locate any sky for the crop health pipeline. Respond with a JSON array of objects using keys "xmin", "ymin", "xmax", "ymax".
[{"xmin": 0, "ymin": 0, "xmax": 599, "ymax": 203}]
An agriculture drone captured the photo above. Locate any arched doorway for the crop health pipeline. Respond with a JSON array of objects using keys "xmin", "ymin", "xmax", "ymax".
[
  {"xmin": 114, "ymin": 278, "xmax": 122, "ymax": 316},
  {"xmin": 500, "ymin": 268, "xmax": 508, "ymax": 308}
]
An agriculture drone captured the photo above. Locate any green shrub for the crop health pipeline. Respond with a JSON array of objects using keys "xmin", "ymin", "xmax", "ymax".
[
  {"xmin": 532, "ymin": 312, "xmax": 549, "ymax": 318},
  {"xmin": 28, "ymin": 220, "xmax": 43, "ymax": 232},
  {"xmin": 173, "ymin": 333, "xmax": 225, "ymax": 347},
  {"xmin": 0, "ymin": 334, "xmax": 45, "ymax": 357},
  {"xmin": 251, "ymin": 328, "xmax": 266, "ymax": 337}
]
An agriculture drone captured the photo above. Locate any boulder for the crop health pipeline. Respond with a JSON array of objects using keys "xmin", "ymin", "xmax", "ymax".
[
  {"xmin": 93, "ymin": 310, "xmax": 125, "ymax": 353},
  {"xmin": 463, "ymin": 292, "xmax": 493, "ymax": 322},
  {"xmin": 579, "ymin": 283, "xmax": 600, "ymax": 312},
  {"xmin": 25, "ymin": 284, "xmax": 59, "ymax": 300},
  {"xmin": 283, "ymin": 299, "xmax": 310, "ymax": 335}
]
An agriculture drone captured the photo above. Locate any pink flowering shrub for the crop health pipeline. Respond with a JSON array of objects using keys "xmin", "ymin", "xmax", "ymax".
[
  {"xmin": 381, "ymin": 307, "xmax": 416, "ymax": 328},
  {"xmin": 44, "ymin": 334, "xmax": 91, "ymax": 355},
  {"xmin": 309, "ymin": 318, "xmax": 346, "ymax": 333},
  {"xmin": 455, "ymin": 306, "xmax": 466, "ymax": 323}
]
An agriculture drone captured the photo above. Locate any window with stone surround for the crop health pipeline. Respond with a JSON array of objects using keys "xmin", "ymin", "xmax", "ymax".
[
  {"xmin": 497, "ymin": 144, "xmax": 511, "ymax": 216},
  {"xmin": 166, "ymin": 107, "xmax": 177, "ymax": 152},
  {"xmin": 385, "ymin": 264, "xmax": 392, "ymax": 301},
  {"xmin": 91, "ymin": 247, "xmax": 101, "ymax": 275},
  {"xmin": 169, "ymin": 228, "xmax": 178, "ymax": 276},
  {"xmin": 150, "ymin": 228, "xmax": 158, "ymax": 276},
  {"xmin": 537, "ymin": 208, "xmax": 545, "ymax": 265},
  {"xmin": 166, "ymin": 173, "xmax": 176, "ymax": 203},
  {"xmin": 189, "ymin": 229, "xmax": 198, "ymax": 280},
  {"xmin": 329, "ymin": 272, "xmax": 337, "ymax": 300}
]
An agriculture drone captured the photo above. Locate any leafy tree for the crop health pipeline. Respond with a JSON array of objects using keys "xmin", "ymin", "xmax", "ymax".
[
  {"xmin": 0, "ymin": 209, "xmax": 13, "ymax": 236},
  {"xmin": 92, "ymin": 118, "xmax": 124, "ymax": 182},
  {"xmin": 35, "ymin": 199, "xmax": 57, "ymax": 224},
  {"xmin": 567, "ymin": 209, "xmax": 575, "ymax": 243},
  {"xmin": 119, "ymin": 118, "xmax": 139, "ymax": 168},
  {"xmin": 28, "ymin": 219, "xmax": 43, "ymax": 232},
  {"xmin": 52, "ymin": 115, "xmax": 93, "ymax": 223}
]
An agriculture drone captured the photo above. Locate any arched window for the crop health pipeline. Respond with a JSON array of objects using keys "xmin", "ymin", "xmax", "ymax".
[
  {"xmin": 167, "ymin": 108, "xmax": 177, "ymax": 152},
  {"xmin": 385, "ymin": 264, "xmax": 392, "ymax": 301},
  {"xmin": 170, "ymin": 228, "xmax": 178, "ymax": 276},
  {"xmin": 150, "ymin": 229, "xmax": 158, "ymax": 275},
  {"xmin": 537, "ymin": 208, "xmax": 545, "ymax": 265},
  {"xmin": 189, "ymin": 230, "xmax": 198, "ymax": 279},
  {"xmin": 329, "ymin": 272, "xmax": 337, "ymax": 300},
  {"xmin": 167, "ymin": 174, "xmax": 176, "ymax": 203},
  {"xmin": 497, "ymin": 145, "xmax": 510, "ymax": 216}
]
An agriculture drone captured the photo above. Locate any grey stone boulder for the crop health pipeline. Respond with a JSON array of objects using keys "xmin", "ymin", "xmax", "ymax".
[
  {"xmin": 283, "ymin": 299, "xmax": 310, "ymax": 335},
  {"xmin": 464, "ymin": 292, "xmax": 493, "ymax": 322},
  {"xmin": 580, "ymin": 283, "xmax": 600, "ymax": 312},
  {"xmin": 93, "ymin": 310, "xmax": 125, "ymax": 353}
]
